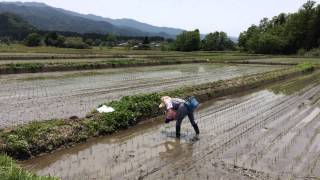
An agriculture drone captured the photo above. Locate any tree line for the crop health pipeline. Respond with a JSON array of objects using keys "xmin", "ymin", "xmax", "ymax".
[
  {"xmin": 239, "ymin": 1, "xmax": 320, "ymax": 54},
  {"xmin": 23, "ymin": 31, "xmax": 166, "ymax": 49},
  {"xmin": 23, "ymin": 29, "xmax": 236, "ymax": 51},
  {"xmin": 163, "ymin": 29, "xmax": 235, "ymax": 52}
]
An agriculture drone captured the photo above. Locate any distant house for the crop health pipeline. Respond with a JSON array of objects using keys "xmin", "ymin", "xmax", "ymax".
[
  {"xmin": 150, "ymin": 42, "xmax": 161, "ymax": 48},
  {"xmin": 118, "ymin": 42, "xmax": 128, "ymax": 46}
]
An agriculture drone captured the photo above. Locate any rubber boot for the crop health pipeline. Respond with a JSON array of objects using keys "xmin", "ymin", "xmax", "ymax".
[
  {"xmin": 193, "ymin": 124, "xmax": 200, "ymax": 135},
  {"xmin": 176, "ymin": 126, "xmax": 181, "ymax": 138}
]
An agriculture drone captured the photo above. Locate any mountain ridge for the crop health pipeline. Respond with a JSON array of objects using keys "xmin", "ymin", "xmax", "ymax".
[
  {"xmin": 0, "ymin": 2, "xmax": 183, "ymax": 38},
  {"xmin": 0, "ymin": 12, "xmax": 36, "ymax": 40}
]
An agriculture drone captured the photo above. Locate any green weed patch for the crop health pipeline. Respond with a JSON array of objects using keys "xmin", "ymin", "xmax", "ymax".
[{"xmin": 0, "ymin": 154, "xmax": 58, "ymax": 180}]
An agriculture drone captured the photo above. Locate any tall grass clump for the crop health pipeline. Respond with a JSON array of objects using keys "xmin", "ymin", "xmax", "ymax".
[{"xmin": 0, "ymin": 154, "xmax": 58, "ymax": 180}]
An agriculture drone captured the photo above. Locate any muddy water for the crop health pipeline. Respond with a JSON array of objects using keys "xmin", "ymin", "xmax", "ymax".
[
  {"xmin": 0, "ymin": 63, "xmax": 283, "ymax": 127},
  {"xmin": 21, "ymin": 79, "xmax": 320, "ymax": 180}
]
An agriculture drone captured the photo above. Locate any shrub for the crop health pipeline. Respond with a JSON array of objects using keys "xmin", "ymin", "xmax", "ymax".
[
  {"xmin": 44, "ymin": 32, "xmax": 65, "ymax": 47},
  {"xmin": 63, "ymin": 37, "xmax": 90, "ymax": 49},
  {"xmin": 24, "ymin": 33, "xmax": 41, "ymax": 47},
  {"xmin": 5, "ymin": 135, "xmax": 30, "ymax": 158},
  {"xmin": 161, "ymin": 42, "xmax": 176, "ymax": 51}
]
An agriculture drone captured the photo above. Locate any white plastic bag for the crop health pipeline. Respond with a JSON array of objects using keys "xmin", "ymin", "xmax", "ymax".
[{"xmin": 97, "ymin": 105, "xmax": 115, "ymax": 113}]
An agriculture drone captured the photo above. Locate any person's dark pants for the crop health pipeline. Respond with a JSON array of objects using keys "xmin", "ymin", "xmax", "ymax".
[{"xmin": 176, "ymin": 103, "xmax": 200, "ymax": 138}]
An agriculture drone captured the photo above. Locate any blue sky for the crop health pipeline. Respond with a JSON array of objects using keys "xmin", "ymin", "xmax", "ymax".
[{"xmin": 3, "ymin": 0, "xmax": 320, "ymax": 36}]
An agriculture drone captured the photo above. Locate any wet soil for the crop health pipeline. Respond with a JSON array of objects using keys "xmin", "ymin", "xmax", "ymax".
[
  {"xmin": 0, "ymin": 63, "xmax": 282, "ymax": 128},
  {"xmin": 21, "ymin": 79, "xmax": 320, "ymax": 180}
]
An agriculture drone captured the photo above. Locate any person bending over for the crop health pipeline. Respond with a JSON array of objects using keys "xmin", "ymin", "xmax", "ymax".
[{"xmin": 159, "ymin": 96, "xmax": 200, "ymax": 138}]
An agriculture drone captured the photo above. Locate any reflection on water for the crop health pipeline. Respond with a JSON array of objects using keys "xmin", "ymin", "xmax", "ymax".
[{"xmin": 159, "ymin": 139, "xmax": 194, "ymax": 163}]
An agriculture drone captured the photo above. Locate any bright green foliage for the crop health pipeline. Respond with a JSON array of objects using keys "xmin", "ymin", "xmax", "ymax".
[
  {"xmin": 239, "ymin": 1, "xmax": 320, "ymax": 54},
  {"xmin": 24, "ymin": 33, "xmax": 41, "ymax": 47},
  {"xmin": 297, "ymin": 62, "xmax": 315, "ymax": 73},
  {"xmin": 0, "ymin": 154, "xmax": 59, "ymax": 180},
  {"xmin": 5, "ymin": 135, "xmax": 29, "ymax": 158},
  {"xmin": 97, "ymin": 93, "xmax": 162, "ymax": 131},
  {"xmin": 175, "ymin": 29, "xmax": 201, "ymax": 51}
]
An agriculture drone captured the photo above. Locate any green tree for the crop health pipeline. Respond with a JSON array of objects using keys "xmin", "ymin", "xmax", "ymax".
[
  {"xmin": 202, "ymin": 31, "xmax": 235, "ymax": 51},
  {"xmin": 106, "ymin": 33, "xmax": 117, "ymax": 42},
  {"xmin": 202, "ymin": 32, "xmax": 219, "ymax": 50},
  {"xmin": 143, "ymin": 36, "xmax": 150, "ymax": 45},
  {"xmin": 256, "ymin": 33, "xmax": 287, "ymax": 54},
  {"xmin": 24, "ymin": 33, "xmax": 41, "ymax": 47},
  {"xmin": 175, "ymin": 29, "xmax": 200, "ymax": 51},
  {"xmin": 106, "ymin": 33, "xmax": 117, "ymax": 47},
  {"xmin": 313, "ymin": 5, "xmax": 320, "ymax": 47},
  {"xmin": 239, "ymin": 1, "xmax": 320, "ymax": 54},
  {"xmin": 44, "ymin": 32, "xmax": 65, "ymax": 47}
]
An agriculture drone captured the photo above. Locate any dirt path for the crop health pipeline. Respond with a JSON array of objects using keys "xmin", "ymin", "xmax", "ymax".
[
  {"xmin": 0, "ymin": 63, "xmax": 281, "ymax": 127},
  {"xmin": 21, "ymin": 80, "xmax": 320, "ymax": 180}
]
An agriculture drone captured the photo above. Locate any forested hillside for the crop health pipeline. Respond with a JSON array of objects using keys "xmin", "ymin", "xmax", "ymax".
[{"xmin": 239, "ymin": 0, "xmax": 320, "ymax": 54}]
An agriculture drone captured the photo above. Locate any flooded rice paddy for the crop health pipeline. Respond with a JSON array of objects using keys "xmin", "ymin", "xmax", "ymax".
[
  {"xmin": 21, "ymin": 79, "xmax": 320, "ymax": 180},
  {"xmin": 0, "ymin": 63, "xmax": 282, "ymax": 127}
]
